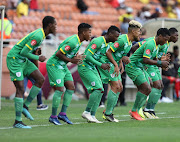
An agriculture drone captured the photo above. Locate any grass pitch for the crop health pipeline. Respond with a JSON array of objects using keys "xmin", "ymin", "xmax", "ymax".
[{"xmin": 0, "ymin": 99, "xmax": 180, "ymax": 142}]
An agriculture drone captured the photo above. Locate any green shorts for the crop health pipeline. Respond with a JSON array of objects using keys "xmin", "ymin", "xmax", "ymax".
[
  {"xmin": 46, "ymin": 64, "xmax": 73, "ymax": 87},
  {"xmin": 178, "ymin": 67, "xmax": 180, "ymax": 77},
  {"xmin": 125, "ymin": 62, "xmax": 150, "ymax": 86},
  {"xmin": 78, "ymin": 65, "xmax": 104, "ymax": 93},
  {"xmin": 146, "ymin": 66, "xmax": 162, "ymax": 82},
  {"xmin": 97, "ymin": 63, "xmax": 121, "ymax": 84},
  {"xmin": 6, "ymin": 56, "xmax": 38, "ymax": 81}
]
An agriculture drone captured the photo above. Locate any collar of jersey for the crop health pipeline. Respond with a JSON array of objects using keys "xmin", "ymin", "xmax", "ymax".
[
  {"xmin": 76, "ymin": 34, "xmax": 81, "ymax": 44},
  {"xmin": 153, "ymin": 39, "xmax": 158, "ymax": 50},
  {"xmin": 41, "ymin": 28, "xmax": 45, "ymax": 39},
  {"xmin": 125, "ymin": 34, "xmax": 131, "ymax": 45},
  {"xmin": 102, "ymin": 36, "xmax": 108, "ymax": 46}
]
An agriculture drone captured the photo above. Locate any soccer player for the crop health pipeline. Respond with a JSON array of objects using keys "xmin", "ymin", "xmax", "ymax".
[
  {"xmin": 140, "ymin": 28, "xmax": 178, "ymax": 119},
  {"xmin": 47, "ymin": 23, "xmax": 92, "ymax": 125},
  {"xmin": 6, "ymin": 16, "xmax": 57, "ymax": 128},
  {"xmin": 125, "ymin": 28, "xmax": 170, "ymax": 120},
  {"xmin": 99, "ymin": 20, "xmax": 142, "ymax": 122},
  {"xmin": 78, "ymin": 26, "xmax": 120, "ymax": 123}
]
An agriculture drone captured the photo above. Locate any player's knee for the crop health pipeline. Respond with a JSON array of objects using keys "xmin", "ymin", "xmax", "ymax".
[
  {"xmin": 37, "ymin": 76, "xmax": 45, "ymax": 87},
  {"xmin": 17, "ymin": 87, "xmax": 25, "ymax": 96},
  {"xmin": 146, "ymin": 86, "xmax": 152, "ymax": 95}
]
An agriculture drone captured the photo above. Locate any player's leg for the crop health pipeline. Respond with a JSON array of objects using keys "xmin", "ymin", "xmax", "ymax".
[
  {"xmin": 58, "ymin": 69, "xmax": 74, "ymax": 124},
  {"xmin": 103, "ymin": 80, "xmax": 122, "ymax": 122},
  {"xmin": 46, "ymin": 64, "xmax": 64, "ymax": 125},
  {"xmin": 126, "ymin": 64, "xmax": 151, "ymax": 120},
  {"xmin": 78, "ymin": 65, "xmax": 104, "ymax": 123},
  {"xmin": 6, "ymin": 57, "xmax": 31, "ymax": 128},
  {"xmin": 144, "ymin": 68, "xmax": 162, "ymax": 119}
]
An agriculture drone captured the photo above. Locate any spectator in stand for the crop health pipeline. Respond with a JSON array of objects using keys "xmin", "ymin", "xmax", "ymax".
[
  {"xmin": 105, "ymin": 0, "xmax": 126, "ymax": 9},
  {"xmin": 0, "ymin": 12, "xmax": 12, "ymax": 48},
  {"xmin": 150, "ymin": 7, "xmax": 163, "ymax": 19},
  {"xmin": 139, "ymin": 0, "xmax": 149, "ymax": 4},
  {"xmin": 16, "ymin": 0, "xmax": 29, "ymax": 18},
  {"xmin": 29, "ymin": 0, "xmax": 38, "ymax": 11},
  {"xmin": 166, "ymin": 0, "xmax": 177, "ymax": 18},
  {"xmin": 119, "ymin": 7, "xmax": 134, "ymax": 22},
  {"xmin": 76, "ymin": 0, "xmax": 98, "ymax": 15},
  {"xmin": 161, "ymin": 52, "xmax": 175, "ymax": 103},
  {"xmin": 119, "ymin": 7, "xmax": 133, "ymax": 34},
  {"xmin": 8, "ymin": 0, "xmax": 19, "ymax": 9}
]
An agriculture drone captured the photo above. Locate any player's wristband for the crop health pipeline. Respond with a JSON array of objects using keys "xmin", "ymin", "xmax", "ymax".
[{"xmin": 157, "ymin": 60, "xmax": 162, "ymax": 67}]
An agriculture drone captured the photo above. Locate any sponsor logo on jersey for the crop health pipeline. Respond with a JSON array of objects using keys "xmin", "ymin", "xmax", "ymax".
[
  {"xmin": 65, "ymin": 46, "xmax": 71, "ymax": 51},
  {"xmin": 56, "ymin": 79, "xmax": 61, "ymax": 84},
  {"xmin": 142, "ymin": 41, "xmax": 146, "ymax": 45},
  {"xmin": 31, "ymin": 40, "xmax": 37, "ymax": 46},
  {"xmin": 114, "ymin": 42, "xmax": 119, "ymax": 48},
  {"xmin": 146, "ymin": 49, "xmax": 150, "ymax": 55},
  {"xmin": 16, "ymin": 72, "xmax": 21, "ymax": 77},
  {"xmin": 91, "ymin": 44, "xmax": 97, "ymax": 49}
]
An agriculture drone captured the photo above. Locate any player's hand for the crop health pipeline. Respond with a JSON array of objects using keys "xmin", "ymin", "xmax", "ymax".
[
  {"xmin": 113, "ymin": 65, "xmax": 120, "ymax": 77},
  {"xmin": 120, "ymin": 66, "xmax": 124, "ymax": 74},
  {"xmin": 161, "ymin": 61, "xmax": 169, "ymax": 68},
  {"xmin": 162, "ymin": 66, "xmax": 169, "ymax": 71},
  {"xmin": 35, "ymin": 48, "xmax": 41, "ymax": 55},
  {"xmin": 101, "ymin": 63, "xmax": 110, "ymax": 71},
  {"xmin": 122, "ymin": 56, "xmax": 130, "ymax": 64},
  {"xmin": 39, "ymin": 55, "xmax": 46, "ymax": 62},
  {"xmin": 71, "ymin": 53, "xmax": 86, "ymax": 64},
  {"xmin": 161, "ymin": 53, "xmax": 170, "ymax": 62}
]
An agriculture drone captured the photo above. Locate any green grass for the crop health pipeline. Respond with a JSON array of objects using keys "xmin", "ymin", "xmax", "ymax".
[{"xmin": 0, "ymin": 99, "xmax": 180, "ymax": 142}]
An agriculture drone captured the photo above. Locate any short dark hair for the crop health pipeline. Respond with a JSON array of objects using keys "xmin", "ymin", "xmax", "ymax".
[
  {"xmin": 173, "ymin": 45, "xmax": 179, "ymax": 51},
  {"xmin": 107, "ymin": 25, "xmax": 120, "ymax": 34},
  {"xmin": 78, "ymin": 23, "xmax": 91, "ymax": 33},
  {"xmin": 157, "ymin": 28, "xmax": 170, "ymax": 36},
  {"xmin": 169, "ymin": 27, "xmax": 178, "ymax": 35},
  {"xmin": 167, "ymin": 52, "xmax": 174, "ymax": 57},
  {"xmin": 42, "ymin": 16, "xmax": 55, "ymax": 29}
]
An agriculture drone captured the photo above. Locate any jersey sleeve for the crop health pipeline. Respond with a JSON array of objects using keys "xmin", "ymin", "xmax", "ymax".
[
  {"xmin": 143, "ymin": 42, "xmax": 154, "ymax": 59},
  {"xmin": 87, "ymin": 39, "xmax": 102, "ymax": 55},
  {"xmin": 25, "ymin": 36, "xmax": 41, "ymax": 51},
  {"xmin": 109, "ymin": 39, "xmax": 124, "ymax": 53},
  {"xmin": 59, "ymin": 41, "xmax": 75, "ymax": 54}
]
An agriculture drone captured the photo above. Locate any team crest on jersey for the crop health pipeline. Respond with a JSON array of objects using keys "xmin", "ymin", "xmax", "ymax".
[
  {"xmin": 91, "ymin": 44, "xmax": 97, "ymax": 49},
  {"xmin": 114, "ymin": 42, "xmax": 119, "ymax": 48},
  {"xmin": 56, "ymin": 79, "xmax": 61, "ymax": 84},
  {"xmin": 146, "ymin": 49, "xmax": 150, "ymax": 55},
  {"xmin": 65, "ymin": 46, "xmax": 71, "ymax": 51},
  {"xmin": 151, "ymin": 72, "xmax": 155, "ymax": 77},
  {"xmin": 91, "ymin": 82, "xmax": 95, "ymax": 86},
  {"xmin": 31, "ymin": 40, "xmax": 37, "ymax": 46},
  {"xmin": 110, "ymin": 73, "xmax": 115, "ymax": 78},
  {"xmin": 16, "ymin": 72, "xmax": 21, "ymax": 77}
]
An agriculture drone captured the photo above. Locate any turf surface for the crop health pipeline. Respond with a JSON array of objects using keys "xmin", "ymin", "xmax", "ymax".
[{"xmin": 0, "ymin": 99, "xmax": 180, "ymax": 142}]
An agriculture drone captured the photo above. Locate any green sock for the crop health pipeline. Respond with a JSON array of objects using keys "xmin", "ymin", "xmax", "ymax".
[
  {"xmin": 52, "ymin": 90, "xmax": 63, "ymax": 116},
  {"xmin": 90, "ymin": 91, "xmax": 103, "ymax": 116},
  {"xmin": 151, "ymin": 89, "xmax": 162, "ymax": 110},
  {"xmin": 24, "ymin": 85, "xmax": 41, "ymax": 107},
  {"xmin": 61, "ymin": 89, "xmax": 74, "ymax": 113},
  {"xmin": 146, "ymin": 87, "xmax": 156, "ymax": 109},
  {"xmin": 105, "ymin": 89, "xmax": 116, "ymax": 115},
  {"xmin": 14, "ymin": 97, "xmax": 23, "ymax": 121},
  {"xmin": 85, "ymin": 90, "xmax": 101, "ymax": 112},
  {"xmin": 132, "ymin": 91, "xmax": 147, "ymax": 112},
  {"xmin": 111, "ymin": 92, "xmax": 120, "ymax": 112}
]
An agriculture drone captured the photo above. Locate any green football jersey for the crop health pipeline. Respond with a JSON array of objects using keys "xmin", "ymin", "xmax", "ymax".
[
  {"xmin": 47, "ymin": 34, "xmax": 82, "ymax": 69},
  {"xmin": 100, "ymin": 34, "xmax": 132, "ymax": 64},
  {"xmin": 83, "ymin": 36, "xmax": 108, "ymax": 69},
  {"xmin": 130, "ymin": 39, "xmax": 159, "ymax": 68},
  {"xmin": 7, "ymin": 28, "xmax": 45, "ymax": 60},
  {"xmin": 138, "ymin": 37, "xmax": 155, "ymax": 47},
  {"xmin": 158, "ymin": 41, "xmax": 170, "ymax": 59}
]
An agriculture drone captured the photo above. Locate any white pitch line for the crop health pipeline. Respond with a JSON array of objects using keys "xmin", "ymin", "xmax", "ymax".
[{"xmin": 1, "ymin": 116, "xmax": 180, "ymax": 130}]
